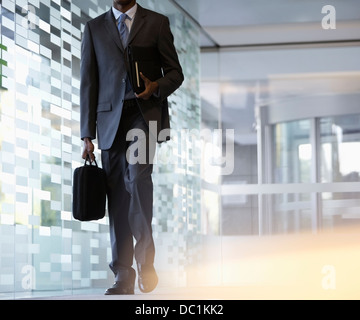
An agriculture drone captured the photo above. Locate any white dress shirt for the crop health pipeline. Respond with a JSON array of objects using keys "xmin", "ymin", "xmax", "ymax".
[{"xmin": 112, "ymin": 4, "xmax": 138, "ymax": 32}]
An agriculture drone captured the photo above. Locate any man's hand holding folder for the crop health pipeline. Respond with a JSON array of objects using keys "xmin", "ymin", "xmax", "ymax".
[
  {"xmin": 125, "ymin": 45, "xmax": 164, "ymax": 100},
  {"xmin": 135, "ymin": 72, "xmax": 159, "ymax": 100}
]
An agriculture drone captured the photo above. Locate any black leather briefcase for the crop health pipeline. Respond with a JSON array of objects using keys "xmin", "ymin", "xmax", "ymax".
[{"xmin": 72, "ymin": 156, "xmax": 107, "ymax": 221}]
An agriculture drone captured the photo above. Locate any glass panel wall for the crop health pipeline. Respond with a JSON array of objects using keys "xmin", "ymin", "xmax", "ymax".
[
  {"xmin": 202, "ymin": 44, "xmax": 360, "ymax": 239},
  {"xmin": 0, "ymin": 0, "xmax": 203, "ymax": 299}
]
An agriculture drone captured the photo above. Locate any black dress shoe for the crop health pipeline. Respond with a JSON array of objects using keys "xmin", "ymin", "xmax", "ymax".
[
  {"xmin": 137, "ymin": 263, "xmax": 158, "ymax": 293},
  {"xmin": 104, "ymin": 281, "xmax": 134, "ymax": 295}
]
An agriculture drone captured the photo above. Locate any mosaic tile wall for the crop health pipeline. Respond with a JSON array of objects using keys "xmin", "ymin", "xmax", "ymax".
[{"xmin": 0, "ymin": 0, "xmax": 201, "ymax": 297}]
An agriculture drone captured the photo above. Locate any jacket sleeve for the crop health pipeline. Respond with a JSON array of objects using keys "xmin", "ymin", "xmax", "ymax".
[
  {"xmin": 80, "ymin": 22, "xmax": 99, "ymax": 141},
  {"xmin": 156, "ymin": 16, "xmax": 184, "ymax": 101}
]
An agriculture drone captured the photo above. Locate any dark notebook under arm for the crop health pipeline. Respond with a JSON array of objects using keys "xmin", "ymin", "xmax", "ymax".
[{"xmin": 125, "ymin": 45, "xmax": 164, "ymax": 94}]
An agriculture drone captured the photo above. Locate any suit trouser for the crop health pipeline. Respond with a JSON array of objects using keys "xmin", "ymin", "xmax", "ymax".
[{"xmin": 101, "ymin": 99, "xmax": 156, "ymax": 282}]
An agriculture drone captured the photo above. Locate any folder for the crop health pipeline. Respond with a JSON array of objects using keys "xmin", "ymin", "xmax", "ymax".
[{"xmin": 125, "ymin": 45, "xmax": 164, "ymax": 94}]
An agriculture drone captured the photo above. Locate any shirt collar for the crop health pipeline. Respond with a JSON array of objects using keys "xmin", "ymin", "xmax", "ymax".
[{"xmin": 112, "ymin": 3, "xmax": 138, "ymax": 21}]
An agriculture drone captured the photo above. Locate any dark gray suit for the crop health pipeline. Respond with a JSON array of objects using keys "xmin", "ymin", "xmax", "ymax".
[{"xmin": 80, "ymin": 4, "xmax": 183, "ymax": 283}]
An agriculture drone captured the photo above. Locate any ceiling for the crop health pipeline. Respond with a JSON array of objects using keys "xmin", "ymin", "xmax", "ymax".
[{"xmin": 173, "ymin": 0, "xmax": 360, "ymax": 48}]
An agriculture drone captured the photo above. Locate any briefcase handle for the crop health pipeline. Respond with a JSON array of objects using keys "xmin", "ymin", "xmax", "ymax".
[{"xmin": 84, "ymin": 154, "xmax": 99, "ymax": 167}]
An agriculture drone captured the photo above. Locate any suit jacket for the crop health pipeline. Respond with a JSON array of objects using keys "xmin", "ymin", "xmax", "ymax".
[{"xmin": 80, "ymin": 5, "xmax": 184, "ymax": 150}]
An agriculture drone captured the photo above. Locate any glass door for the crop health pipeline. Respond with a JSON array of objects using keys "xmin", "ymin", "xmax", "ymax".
[
  {"xmin": 261, "ymin": 113, "xmax": 360, "ymax": 235},
  {"xmin": 320, "ymin": 114, "xmax": 360, "ymax": 231},
  {"xmin": 271, "ymin": 119, "xmax": 313, "ymax": 234}
]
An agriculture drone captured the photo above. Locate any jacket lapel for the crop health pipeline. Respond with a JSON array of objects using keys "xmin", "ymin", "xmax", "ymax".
[
  {"xmin": 104, "ymin": 8, "xmax": 124, "ymax": 52},
  {"xmin": 127, "ymin": 4, "xmax": 146, "ymax": 46}
]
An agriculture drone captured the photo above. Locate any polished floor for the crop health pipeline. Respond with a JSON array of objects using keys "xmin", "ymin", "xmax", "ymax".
[{"xmin": 6, "ymin": 227, "xmax": 360, "ymax": 301}]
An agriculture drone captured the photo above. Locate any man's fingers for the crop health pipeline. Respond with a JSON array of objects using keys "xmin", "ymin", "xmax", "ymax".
[
  {"xmin": 82, "ymin": 149, "xmax": 88, "ymax": 160},
  {"xmin": 82, "ymin": 150, "xmax": 95, "ymax": 161},
  {"xmin": 135, "ymin": 73, "xmax": 154, "ymax": 101},
  {"xmin": 84, "ymin": 151, "xmax": 95, "ymax": 162},
  {"xmin": 82, "ymin": 140, "xmax": 95, "ymax": 162},
  {"xmin": 87, "ymin": 144, "xmax": 94, "ymax": 154},
  {"xmin": 136, "ymin": 91, "xmax": 150, "ymax": 100},
  {"xmin": 140, "ymin": 72, "xmax": 149, "ymax": 82}
]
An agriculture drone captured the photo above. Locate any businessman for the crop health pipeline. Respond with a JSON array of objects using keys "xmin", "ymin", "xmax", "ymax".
[{"xmin": 80, "ymin": 0, "xmax": 184, "ymax": 295}]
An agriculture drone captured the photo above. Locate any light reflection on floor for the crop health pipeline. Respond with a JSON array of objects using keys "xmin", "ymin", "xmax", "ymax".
[
  {"xmin": 186, "ymin": 225, "xmax": 360, "ymax": 300},
  {"xmin": 14, "ymin": 225, "xmax": 360, "ymax": 300}
]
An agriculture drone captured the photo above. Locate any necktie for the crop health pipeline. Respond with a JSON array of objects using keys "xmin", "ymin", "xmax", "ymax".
[
  {"xmin": 118, "ymin": 14, "xmax": 129, "ymax": 47},
  {"xmin": 117, "ymin": 14, "xmax": 132, "ymax": 95}
]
